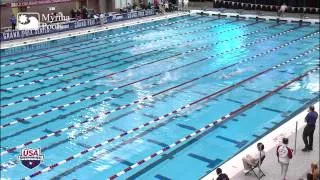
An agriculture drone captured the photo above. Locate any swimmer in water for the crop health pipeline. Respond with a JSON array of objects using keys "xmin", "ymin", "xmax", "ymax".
[
  {"xmin": 220, "ymin": 68, "xmax": 245, "ymax": 79},
  {"xmin": 159, "ymin": 72, "xmax": 173, "ymax": 84}
]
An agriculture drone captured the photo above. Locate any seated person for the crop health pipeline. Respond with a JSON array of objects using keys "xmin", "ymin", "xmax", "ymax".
[
  {"xmin": 127, "ymin": 3, "xmax": 132, "ymax": 10},
  {"xmin": 158, "ymin": 4, "xmax": 165, "ymax": 14},
  {"xmin": 164, "ymin": 2, "xmax": 169, "ymax": 11},
  {"xmin": 119, "ymin": 8, "xmax": 126, "ymax": 13},
  {"xmin": 216, "ymin": 168, "xmax": 229, "ymax": 180},
  {"xmin": 307, "ymin": 163, "xmax": 319, "ymax": 180},
  {"xmin": 242, "ymin": 142, "xmax": 265, "ymax": 174}
]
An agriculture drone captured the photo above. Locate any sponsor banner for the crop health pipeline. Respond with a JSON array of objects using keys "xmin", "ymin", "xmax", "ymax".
[
  {"xmin": 0, "ymin": 9, "xmax": 155, "ymax": 41},
  {"xmin": 106, "ymin": 9, "xmax": 155, "ymax": 23},
  {"xmin": 1, "ymin": 18, "xmax": 98, "ymax": 41}
]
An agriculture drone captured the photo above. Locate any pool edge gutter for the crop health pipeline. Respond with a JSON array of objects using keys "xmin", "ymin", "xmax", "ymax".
[{"xmin": 190, "ymin": 10, "xmax": 320, "ymax": 24}]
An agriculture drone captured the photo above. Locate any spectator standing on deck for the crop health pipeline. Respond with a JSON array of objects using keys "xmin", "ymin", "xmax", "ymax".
[
  {"xmin": 99, "ymin": 13, "xmax": 105, "ymax": 26},
  {"xmin": 81, "ymin": 7, "xmax": 88, "ymax": 19},
  {"xmin": 276, "ymin": 138, "xmax": 293, "ymax": 180},
  {"xmin": 181, "ymin": 0, "xmax": 184, "ymax": 10},
  {"xmin": 76, "ymin": 9, "xmax": 81, "ymax": 20},
  {"xmin": 216, "ymin": 168, "xmax": 229, "ymax": 180},
  {"xmin": 127, "ymin": 3, "xmax": 132, "ymax": 11},
  {"xmin": 242, "ymin": 142, "xmax": 265, "ymax": 173},
  {"xmin": 147, "ymin": 2, "xmax": 152, "ymax": 9},
  {"xmin": 278, "ymin": 3, "xmax": 288, "ymax": 16},
  {"xmin": 164, "ymin": 0, "xmax": 169, "ymax": 11},
  {"xmin": 71, "ymin": 9, "xmax": 76, "ymax": 18},
  {"xmin": 9, "ymin": 15, "xmax": 17, "ymax": 30},
  {"xmin": 184, "ymin": 0, "xmax": 189, "ymax": 10},
  {"xmin": 302, "ymin": 105, "xmax": 318, "ymax": 152}
]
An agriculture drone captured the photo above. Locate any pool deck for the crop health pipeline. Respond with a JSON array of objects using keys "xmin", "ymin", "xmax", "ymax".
[{"xmin": 202, "ymin": 101, "xmax": 319, "ymax": 180}]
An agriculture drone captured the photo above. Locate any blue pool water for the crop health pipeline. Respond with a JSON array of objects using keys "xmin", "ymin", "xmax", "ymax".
[{"xmin": 0, "ymin": 14, "xmax": 319, "ymax": 180}]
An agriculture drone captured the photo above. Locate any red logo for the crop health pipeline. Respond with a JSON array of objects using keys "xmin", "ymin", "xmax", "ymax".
[{"xmin": 18, "ymin": 148, "xmax": 44, "ymax": 169}]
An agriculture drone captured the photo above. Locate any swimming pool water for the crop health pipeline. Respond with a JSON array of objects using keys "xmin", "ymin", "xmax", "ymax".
[{"xmin": 0, "ymin": 14, "xmax": 319, "ymax": 180}]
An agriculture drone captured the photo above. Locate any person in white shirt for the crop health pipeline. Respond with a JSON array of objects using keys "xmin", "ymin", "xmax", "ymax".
[
  {"xmin": 242, "ymin": 142, "xmax": 265, "ymax": 173},
  {"xmin": 278, "ymin": 3, "xmax": 288, "ymax": 16},
  {"xmin": 99, "ymin": 13, "xmax": 105, "ymax": 26},
  {"xmin": 184, "ymin": 0, "xmax": 188, "ymax": 10},
  {"xmin": 277, "ymin": 138, "xmax": 293, "ymax": 180},
  {"xmin": 164, "ymin": 1, "xmax": 169, "ymax": 11}
]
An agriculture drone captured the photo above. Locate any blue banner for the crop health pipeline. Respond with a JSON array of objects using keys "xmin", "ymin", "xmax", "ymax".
[{"xmin": 1, "ymin": 9, "xmax": 155, "ymax": 41}]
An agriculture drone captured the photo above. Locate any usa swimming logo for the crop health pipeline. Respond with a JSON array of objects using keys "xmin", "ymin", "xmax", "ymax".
[{"xmin": 18, "ymin": 148, "xmax": 44, "ymax": 169}]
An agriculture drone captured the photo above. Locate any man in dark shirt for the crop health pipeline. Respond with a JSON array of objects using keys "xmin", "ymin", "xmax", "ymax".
[
  {"xmin": 302, "ymin": 105, "xmax": 318, "ymax": 152},
  {"xmin": 9, "ymin": 15, "xmax": 16, "ymax": 30},
  {"xmin": 216, "ymin": 168, "xmax": 229, "ymax": 180}
]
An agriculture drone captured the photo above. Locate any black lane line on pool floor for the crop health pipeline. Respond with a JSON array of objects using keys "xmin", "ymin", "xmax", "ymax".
[
  {"xmin": 0, "ymin": 16, "xmax": 211, "ymax": 67},
  {"xmin": 0, "ymin": 16, "xmax": 196, "ymax": 58},
  {"xmin": 0, "ymin": 110, "xmax": 136, "ymax": 170},
  {"xmin": 40, "ymin": 92, "xmax": 319, "ymax": 179},
  {"xmin": 1, "ymin": 17, "xmax": 243, "ymax": 85},
  {"xmin": 0, "ymin": 51, "xmax": 164, "ymax": 98},
  {"xmin": 0, "ymin": 48, "xmax": 175, "ymax": 88},
  {"xmin": 0, "ymin": 48, "xmax": 209, "ymax": 125},
  {"xmin": 107, "ymin": 67, "xmax": 319, "ymax": 180},
  {"xmin": 1, "ymin": 17, "xmax": 219, "ymax": 70},
  {"xmin": 1, "ymin": 64, "xmax": 280, "ymax": 169},
  {"xmin": 0, "ymin": 90, "xmax": 133, "ymax": 143},
  {"xmin": 0, "ymin": 26, "xmax": 316, "ymax": 172},
  {"xmin": 0, "ymin": 16, "xmax": 201, "ymax": 59},
  {"xmin": 1, "ymin": 22, "xmax": 300, "ymax": 108},
  {"xmin": 1, "ymin": 87, "xmax": 194, "ymax": 171},
  {"xmin": 0, "ymin": 82, "xmax": 196, "ymax": 156},
  {"xmin": 20, "ymin": 60, "xmax": 320, "ymax": 180},
  {"xmin": 0, "ymin": 43, "xmax": 131, "ymax": 75},
  {"xmin": 1, "ymin": 67, "xmax": 220, "ymax": 155},
  {"xmin": 9, "ymin": 47, "xmax": 173, "ymax": 89},
  {"xmin": 188, "ymin": 153, "xmax": 223, "ymax": 168},
  {"xmin": 2, "ymin": 28, "xmax": 316, "ymax": 131},
  {"xmin": 251, "ymin": 95, "xmax": 318, "ymax": 142},
  {"xmin": 0, "ymin": 17, "xmax": 220, "ymax": 75},
  {"xmin": 1, "ymin": 40, "xmax": 318, "ymax": 162},
  {"xmin": 1, "ymin": 18, "xmax": 263, "ymax": 81},
  {"xmin": 48, "ymin": 117, "xmax": 180, "ymax": 179}
]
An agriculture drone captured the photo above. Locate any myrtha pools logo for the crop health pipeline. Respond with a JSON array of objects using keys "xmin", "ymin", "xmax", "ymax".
[
  {"xmin": 16, "ymin": 12, "xmax": 40, "ymax": 30},
  {"xmin": 18, "ymin": 148, "xmax": 44, "ymax": 169}
]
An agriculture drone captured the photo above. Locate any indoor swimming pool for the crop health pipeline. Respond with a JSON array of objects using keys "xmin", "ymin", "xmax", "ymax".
[{"xmin": 0, "ymin": 14, "xmax": 319, "ymax": 180}]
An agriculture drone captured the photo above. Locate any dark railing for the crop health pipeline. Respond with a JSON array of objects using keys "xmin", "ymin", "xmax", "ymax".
[{"xmin": 212, "ymin": 0, "xmax": 319, "ymax": 14}]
